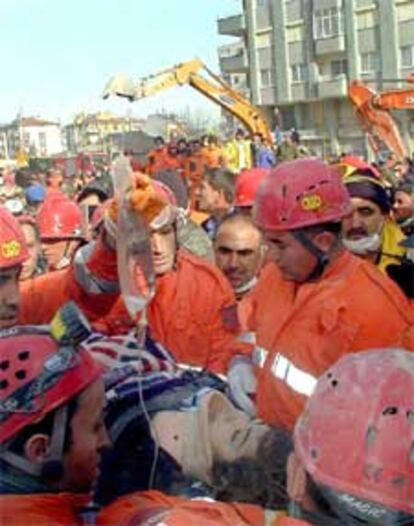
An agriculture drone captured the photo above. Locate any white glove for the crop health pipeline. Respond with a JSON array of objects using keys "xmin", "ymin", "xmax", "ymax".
[{"xmin": 228, "ymin": 356, "xmax": 257, "ymax": 417}]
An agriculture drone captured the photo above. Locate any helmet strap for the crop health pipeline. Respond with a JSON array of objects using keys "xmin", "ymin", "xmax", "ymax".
[
  {"xmin": 0, "ymin": 405, "xmax": 67, "ymax": 482},
  {"xmin": 291, "ymin": 230, "xmax": 331, "ymax": 281}
]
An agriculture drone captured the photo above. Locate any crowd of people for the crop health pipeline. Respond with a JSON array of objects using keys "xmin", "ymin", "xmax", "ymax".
[{"xmin": 0, "ymin": 125, "xmax": 414, "ymax": 525}]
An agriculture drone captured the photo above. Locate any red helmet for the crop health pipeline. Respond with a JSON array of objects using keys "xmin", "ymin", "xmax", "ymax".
[
  {"xmin": 294, "ymin": 348, "xmax": 414, "ymax": 517},
  {"xmin": 234, "ymin": 168, "xmax": 270, "ymax": 207},
  {"xmin": 37, "ymin": 194, "xmax": 83, "ymax": 240},
  {"xmin": 335, "ymin": 155, "xmax": 381, "ymax": 179},
  {"xmin": 0, "ymin": 328, "xmax": 102, "ymax": 444},
  {"xmin": 254, "ymin": 159, "xmax": 352, "ymax": 231},
  {"xmin": 0, "ymin": 206, "xmax": 28, "ymax": 269}
]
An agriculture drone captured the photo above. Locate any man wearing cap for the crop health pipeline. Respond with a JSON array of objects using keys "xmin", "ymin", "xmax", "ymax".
[
  {"xmin": 227, "ymin": 159, "xmax": 414, "ymax": 425},
  {"xmin": 342, "ymin": 170, "xmax": 406, "ymax": 273}
]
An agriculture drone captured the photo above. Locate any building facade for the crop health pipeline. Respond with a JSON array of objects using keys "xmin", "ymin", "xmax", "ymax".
[
  {"xmin": 0, "ymin": 116, "xmax": 63, "ymax": 160},
  {"xmin": 64, "ymin": 111, "xmax": 144, "ymax": 154},
  {"xmin": 218, "ymin": 0, "xmax": 414, "ymax": 157}
]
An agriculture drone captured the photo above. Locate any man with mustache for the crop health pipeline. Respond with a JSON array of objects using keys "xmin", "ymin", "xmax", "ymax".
[{"xmin": 342, "ymin": 170, "xmax": 406, "ymax": 273}]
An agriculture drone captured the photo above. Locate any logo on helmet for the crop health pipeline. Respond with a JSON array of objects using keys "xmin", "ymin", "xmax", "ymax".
[
  {"xmin": 300, "ymin": 193, "xmax": 324, "ymax": 212},
  {"xmin": 1, "ymin": 240, "xmax": 21, "ymax": 259}
]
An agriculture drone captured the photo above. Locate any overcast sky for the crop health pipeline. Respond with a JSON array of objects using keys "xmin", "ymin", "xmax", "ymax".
[{"xmin": 0, "ymin": 0, "xmax": 240, "ymax": 124}]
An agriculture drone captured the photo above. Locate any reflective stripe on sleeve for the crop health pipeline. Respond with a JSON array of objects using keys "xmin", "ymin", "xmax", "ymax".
[{"xmin": 271, "ymin": 354, "xmax": 317, "ymax": 397}]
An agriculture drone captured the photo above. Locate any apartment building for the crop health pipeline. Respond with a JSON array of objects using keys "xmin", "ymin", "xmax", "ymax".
[
  {"xmin": 0, "ymin": 116, "xmax": 63, "ymax": 159},
  {"xmin": 218, "ymin": 0, "xmax": 414, "ymax": 157}
]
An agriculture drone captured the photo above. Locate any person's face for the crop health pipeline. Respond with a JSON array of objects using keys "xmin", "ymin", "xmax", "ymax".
[
  {"xmin": 61, "ymin": 379, "xmax": 110, "ymax": 493},
  {"xmin": 150, "ymin": 223, "xmax": 176, "ymax": 276},
  {"xmin": 235, "ymin": 133, "xmax": 244, "ymax": 142},
  {"xmin": 0, "ymin": 266, "xmax": 20, "ymax": 329},
  {"xmin": 208, "ymin": 395, "xmax": 269, "ymax": 463},
  {"xmin": 42, "ymin": 239, "xmax": 78, "ymax": 271},
  {"xmin": 78, "ymin": 193, "xmax": 102, "ymax": 208},
  {"xmin": 154, "ymin": 140, "xmax": 164, "ymax": 151},
  {"xmin": 342, "ymin": 197, "xmax": 385, "ymax": 240},
  {"xmin": 264, "ymin": 230, "xmax": 317, "ymax": 283},
  {"xmin": 20, "ymin": 224, "xmax": 41, "ymax": 281},
  {"xmin": 198, "ymin": 180, "xmax": 220, "ymax": 213},
  {"xmin": 393, "ymin": 190, "xmax": 414, "ymax": 223},
  {"xmin": 214, "ymin": 222, "xmax": 263, "ymax": 290},
  {"xmin": 253, "ymin": 134, "xmax": 262, "ymax": 146}
]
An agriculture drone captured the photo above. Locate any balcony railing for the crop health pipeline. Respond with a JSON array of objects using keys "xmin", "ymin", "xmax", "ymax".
[{"xmin": 217, "ymin": 14, "xmax": 246, "ymax": 36}]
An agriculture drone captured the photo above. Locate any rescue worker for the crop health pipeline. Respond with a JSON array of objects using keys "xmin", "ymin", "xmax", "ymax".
[
  {"xmin": 182, "ymin": 139, "xmax": 208, "ymax": 208},
  {"xmin": 288, "ymin": 348, "xmax": 414, "ymax": 525},
  {"xmin": 198, "ymin": 168, "xmax": 235, "ymax": 238},
  {"xmin": 154, "ymin": 169, "xmax": 214, "ymax": 261},
  {"xmin": 342, "ymin": 170, "xmax": 406, "ymax": 273},
  {"xmin": 200, "ymin": 134, "xmax": 225, "ymax": 169},
  {"xmin": 97, "ymin": 491, "xmax": 306, "ymax": 526},
  {"xmin": 37, "ymin": 193, "xmax": 84, "ymax": 271},
  {"xmin": 214, "ymin": 212, "xmax": 265, "ymax": 300},
  {"xmin": 146, "ymin": 136, "xmax": 168, "ymax": 176},
  {"xmin": 0, "ymin": 326, "xmax": 109, "ymax": 524},
  {"xmin": 393, "ymin": 176, "xmax": 414, "ymax": 236},
  {"xmin": 233, "ymin": 167, "xmax": 270, "ymax": 214},
  {"xmin": 19, "ymin": 174, "xmax": 251, "ymax": 374},
  {"xmin": 0, "ymin": 207, "xmax": 28, "ymax": 329},
  {"xmin": 18, "ymin": 215, "xmax": 44, "ymax": 281},
  {"xmin": 229, "ymin": 159, "xmax": 414, "ymax": 425},
  {"xmin": 225, "ymin": 129, "xmax": 252, "ymax": 172}
]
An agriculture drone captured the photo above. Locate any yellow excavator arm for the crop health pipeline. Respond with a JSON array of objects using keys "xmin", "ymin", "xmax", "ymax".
[{"xmin": 103, "ymin": 58, "xmax": 273, "ymax": 144}]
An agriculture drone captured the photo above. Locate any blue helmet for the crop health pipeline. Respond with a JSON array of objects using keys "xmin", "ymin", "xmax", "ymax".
[{"xmin": 25, "ymin": 184, "xmax": 46, "ymax": 204}]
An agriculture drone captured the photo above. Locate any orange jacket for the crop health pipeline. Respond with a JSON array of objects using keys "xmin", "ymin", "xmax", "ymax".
[
  {"xmin": 200, "ymin": 145, "xmax": 225, "ymax": 169},
  {"xmin": 245, "ymin": 251, "xmax": 414, "ymax": 431},
  {"xmin": 146, "ymin": 148, "xmax": 169, "ymax": 176},
  {"xmin": 96, "ymin": 490, "xmax": 297, "ymax": 526},
  {"xmin": 0, "ymin": 493, "xmax": 88, "ymax": 526},
  {"xmin": 19, "ymin": 239, "xmax": 120, "ymax": 326},
  {"xmin": 93, "ymin": 249, "xmax": 250, "ymax": 373},
  {"xmin": 19, "ymin": 242, "xmax": 249, "ymax": 374}
]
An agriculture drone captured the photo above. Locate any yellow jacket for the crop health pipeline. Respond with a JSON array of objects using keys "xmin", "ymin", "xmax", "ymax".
[
  {"xmin": 379, "ymin": 219, "xmax": 406, "ymax": 272},
  {"xmin": 224, "ymin": 139, "xmax": 252, "ymax": 172}
]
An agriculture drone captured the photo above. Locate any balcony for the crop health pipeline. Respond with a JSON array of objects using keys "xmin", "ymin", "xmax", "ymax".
[
  {"xmin": 318, "ymin": 75, "xmax": 348, "ymax": 99},
  {"xmin": 219, "ymin": 50, "xmax": 248, "ymax": 73},
  {"xmin": 217, "ymin": 14, "xmax": 246, "ymax": 36},
  {"xmin": 315, "ymin": 35, "xmax": 345, "ymax": 56}
]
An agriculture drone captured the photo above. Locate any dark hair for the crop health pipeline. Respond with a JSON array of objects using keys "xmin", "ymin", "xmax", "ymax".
[
  {"xmin": 203, "ymin": 168, "xmax": 235, "ymax": 204},
  {"xmin": 8, "ymin": 396, "xmax": 78, "ymax": 455},
  {"xmin": 210, "ymin": 427, "xmax": 293, "ymax": 509},
  {"xmin": 296, "ymin": 221, "xmax": 342, "ymax": 237},
  {"xmin": 215, "ymin": 211, "xmax": 259, "ymax": 241}
]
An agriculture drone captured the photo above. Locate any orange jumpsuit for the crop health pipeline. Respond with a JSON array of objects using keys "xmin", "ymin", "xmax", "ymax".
[
  {"xmin": 19, "ymin": 242, "xmax": 249, "ymax": 374},
  {"xmin": 0, "ymin": 493, "xmax": 88, "ymax": 526},
  {"xmin": 244, "ymin": 251, "xmax": 414, "ymax": 431},
  {"xmin": 96, "ymin": 490, "xmax": 308, "ymax": 526},
  {"xmin": 93, "ymin": 249, "xmax": 250, "ymax": 373},
  {"xmin": 146, "ymin": 148, "xmax": 169, "ymax": 177}
]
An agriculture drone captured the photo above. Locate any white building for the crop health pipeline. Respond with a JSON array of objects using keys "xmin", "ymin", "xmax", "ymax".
[{"xmin": 0, "ymin": 116, "xmax": 64, "ymax": 160}]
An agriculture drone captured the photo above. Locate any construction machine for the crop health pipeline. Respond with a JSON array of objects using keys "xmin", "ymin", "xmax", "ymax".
[
  {"xmin": 348, "ymin": 75, "xmax": 414, "ymax": 160},
  {"xmin": 102, "ymin": 58, "xmax": 273, "ymax": 144}
]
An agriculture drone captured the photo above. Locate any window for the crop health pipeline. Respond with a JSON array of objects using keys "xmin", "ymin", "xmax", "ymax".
[
  {"xmin": 331, "ymin": 59, "xmax": 348, "ymax": 76},
  {"xmin": 291, "ymin": 63, "xmax": 307, "ymax": 82},
  {"xmin": 314, "ymin": 7, "xmax": 344, "ymax": 39},
  {"xmin": 361, "ymin": 52, "xmax": 379, "ymax": 73},
  {"xmin": 401, "ymin": 45, "xmax": 414, "ymax": 68},
  {"xmin": 38, "ymin": 131, "xmax": 46, "ymax": 147},
  {"xmin": 260, "ymin": 68, "xmax": 274, "ymax": 87}
]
